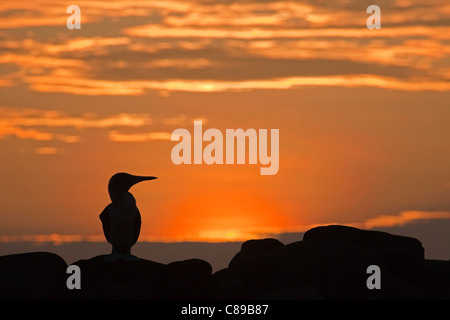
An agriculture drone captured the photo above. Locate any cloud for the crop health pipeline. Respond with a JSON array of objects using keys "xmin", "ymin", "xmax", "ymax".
[
  {"xmin": 261, "ymin": 210, "xmax": 450, "ymax": 237},
  {"xmin": 4, "ymin": 37, "xmax": 445, "ymax": 96},
  {"xmin": 0, "ymin": 107, "xmax": 153, "ymax": 144},
  {"xmin": 0, "ymin": 1, "xmax": 448, "ymax": 95},
  {"xmin": 0, "ymin": 125, "xmax": 53, "ymax": 141},
  {"xmin": 44, "ymin": 37, "xmax": 131, "ymax": 53},
  {"xmin": 0, "ymin": 53, "xmax": 85, "ymax": 70},
  {"xmin": 0, "ymin": 107, "xmax": 205, "ymax": 149},
  {"xmin": 0, "ymin": 127, "xmax": 78, "ymax": 144},
  {"xmin": 35, "ymin": 147, "xmax": 59, "ymax": 155},
  {"xmin": 226, "ymin": 38, "xmax": 449, "ymax": 70},
  {"xmin": 1, "ymin": 1, "xmax": 448, "ymax": 95},
  {"xmin": 109, "ymin": 130, "xmax": 173, "ymax": 142},
  {"xmin": 361, "ymin": 211, "xmax": 450, "ymax": 229},
  {"xmin": 142, "ymin": 58, "xmax": 214, "ymax": 69},
  {"xmin": 2, "ymin": 1, "xmax": 448, "ymax": 29},
  {"xmin": 0, "ymin": 233, "xmax": 164, "ymax": 245},
  {"xmin": 124, "ymin": 25, "xmax": 450, "ymax": 40},
  {"xmin": 21, "ymin": 74, "xmax": 450, "ymax": 96},
  {"xmin": 0, "ymin": 2, "xmax": 100, "ymax": 28},
  {"xmin": 0, "ymin": 79, "xmax": 13, "ymax": 87},
  {"xmin": 0, "ymin": 234, "xmax": 104, "ymax": 245},
  {"xmin": 137, "ymin": 1, "xmax": 450, "ymax": 29},
  {"xmin": 0, "ymin": 108, "xmax": 152, "ymax": 129}
]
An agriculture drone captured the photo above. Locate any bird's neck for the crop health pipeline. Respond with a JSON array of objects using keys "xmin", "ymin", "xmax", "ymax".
[
  {"xmin": 109, "ymin": 186, "xmax": 128, "ymax": 203},
  {"xmin": 111, "ymin": 192, "xmax": 136, "ymax": 206}
]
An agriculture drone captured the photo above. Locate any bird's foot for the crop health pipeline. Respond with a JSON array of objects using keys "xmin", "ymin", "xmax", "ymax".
[
  {"xmin": 103, "ymin": 252, "xmax": 140, "ymax": 262},
  {"xmin": 122, "ymin": 254, "xmax": 140, "ymax": 261},
  {"xmin": 103, "ymin": 252, "xmax": 123, "ymax": 262}
]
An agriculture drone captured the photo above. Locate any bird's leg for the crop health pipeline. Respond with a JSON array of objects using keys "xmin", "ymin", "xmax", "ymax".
[
  {"xmin": 103, "ymin": 246, "xmax": 139, "ymax": 261},
  {"xmin": 123, "ymin": 248, "xmax": 140, "ymax": 261},
  {"xmin": 103, "ymin": 247, "xmax": 123, "ymax": 262}
]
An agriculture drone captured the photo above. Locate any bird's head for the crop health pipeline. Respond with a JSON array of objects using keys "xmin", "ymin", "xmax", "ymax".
[{"xmin": 108, "ymin": 172, "xmax": 157, "ymax": 203}]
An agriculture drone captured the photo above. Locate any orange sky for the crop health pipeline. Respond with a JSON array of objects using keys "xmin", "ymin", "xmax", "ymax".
[{"xmin": 0, "ymin": 0, "xmax": 450, "ymax": 245}]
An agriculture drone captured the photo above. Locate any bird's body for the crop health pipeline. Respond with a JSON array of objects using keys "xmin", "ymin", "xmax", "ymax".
[
  {"xmin": 100, "ymin": 173, "xmax": 156, "ymax": 261},
  {"xmin": 100, "ymin": 192, "xmax": 141, "ymax": 256}
]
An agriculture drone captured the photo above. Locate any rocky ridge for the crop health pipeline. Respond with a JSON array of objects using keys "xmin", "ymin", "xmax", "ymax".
[{"xmin": 1, "ymin": 225, "xmax": 448, "ymax": 299}]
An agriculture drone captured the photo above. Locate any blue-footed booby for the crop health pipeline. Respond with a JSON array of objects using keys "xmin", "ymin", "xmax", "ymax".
[{"xmin": 99, "ymin": 172, "xmax": 157, "ymax": 261}]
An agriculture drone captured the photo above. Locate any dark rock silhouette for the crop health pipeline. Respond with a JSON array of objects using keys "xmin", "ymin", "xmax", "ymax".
[
  {"xmin": 416, "ymin": 259, "xmax": 450, "ymax": 299},
  {"xmin": 0, "ymin": 225, "xmax": 449, "ymax": 299},
  {"xmin": 0, "ymin": 252, "xmax": 67, "ymax": 299},
  {"xmin": 214, "ymin": 236, "xmax": 386, "ymax": 299},
  {"xmin": 163, "ymin": 259, "xmax": 212, "ymax": 299},
  {"xmin": 69, "ymin": 256, "xmax": 212, "ymax": 299},
  {"xmin": 70, "ymin": 255, "xmax": 166, "ymax": 299},
  {"xmin": 228, "ymin": 238, "xmax": 284, "ymax": 270},
  {"xmin": 303, "ymin": 225, "xmax": 425, "ymax": 280},
  {"xmin": 212, "ymin": 238, "xmax": 286, "ymax": 299}
]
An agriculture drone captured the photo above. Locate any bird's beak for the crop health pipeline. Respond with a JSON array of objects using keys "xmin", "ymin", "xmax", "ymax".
[
  {"xmin": 135, "ymin": 175, "xmax": 157, "ymax": 182},
  {"xmin": 132, "ymin": 175, "xmax": 157, "ymax": 185}
]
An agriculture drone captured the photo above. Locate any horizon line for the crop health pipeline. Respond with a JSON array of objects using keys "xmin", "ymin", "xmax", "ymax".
[{"xmin": 1, "ymin": 210, "xmax": 450, "ymax": 245}]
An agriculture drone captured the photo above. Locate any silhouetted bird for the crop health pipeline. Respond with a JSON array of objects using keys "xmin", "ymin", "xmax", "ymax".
[{"xmin": 99, "ymin": 172, "xmax": 157, "ymax": 261}]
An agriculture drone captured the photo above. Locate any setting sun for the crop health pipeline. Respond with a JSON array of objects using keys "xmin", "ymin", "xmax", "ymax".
[{"xmin": 160, "ymin": 188, "xmax": 289, "ymax": 241}]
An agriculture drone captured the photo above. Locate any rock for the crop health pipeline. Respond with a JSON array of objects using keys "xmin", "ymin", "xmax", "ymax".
[
  {"xmin": 71, "ymin": 255, "xmax": 166, "ymax": 299},
  {"xmin": 210, "ymin": 268, "xmax": 244, "ymax": 299},
  {"xmin": 216, "ymin": 238, "xmax": 286, "ymax": 299},
  {"xmin": 70, "ymin": 255, "xmax": 212, "ymax": 299},
  {"xmin": 415, "ymin": 259, "xmax": 450, "ymax": 299},
  {"xmin": 163, "ymin": 259, "xmax": 213, "ymax": 299},
  {"xmin": 229, "ymin": 238, "xmax": 284, "ymax": 270},
  {"xmin": 216, "ymin": 238, "xmax": 386, "ymax": 299},
  {"xmin": 241, "ymin": 238, "xmax": 284, "ymax": 253},
  {"xmin": 0, "ymin": 252, "xmax": 67, "ymax": 299},
  {"xmin": 0, "ymin": 225, "xmax": 446, "ymax": 300},
  {"xmin": 264, "ymin": 240, "xmax": 386, "ymax": 299},
  {"xmin": 369, "ymin": 278, "xmax": 426, "ymax": 300},
  {"xmin": 303, "ymin": 225, "xmax": 424, "ymax": 280}
]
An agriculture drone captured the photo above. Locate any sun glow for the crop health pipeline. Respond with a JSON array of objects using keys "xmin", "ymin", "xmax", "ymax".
[
  {"xmin": 198, "ymin": 229, "xmax": 261, "ymax": 242},
  {"xmin": 162, "ymin": 189, "xmax": 288, "ymax": 242}
]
